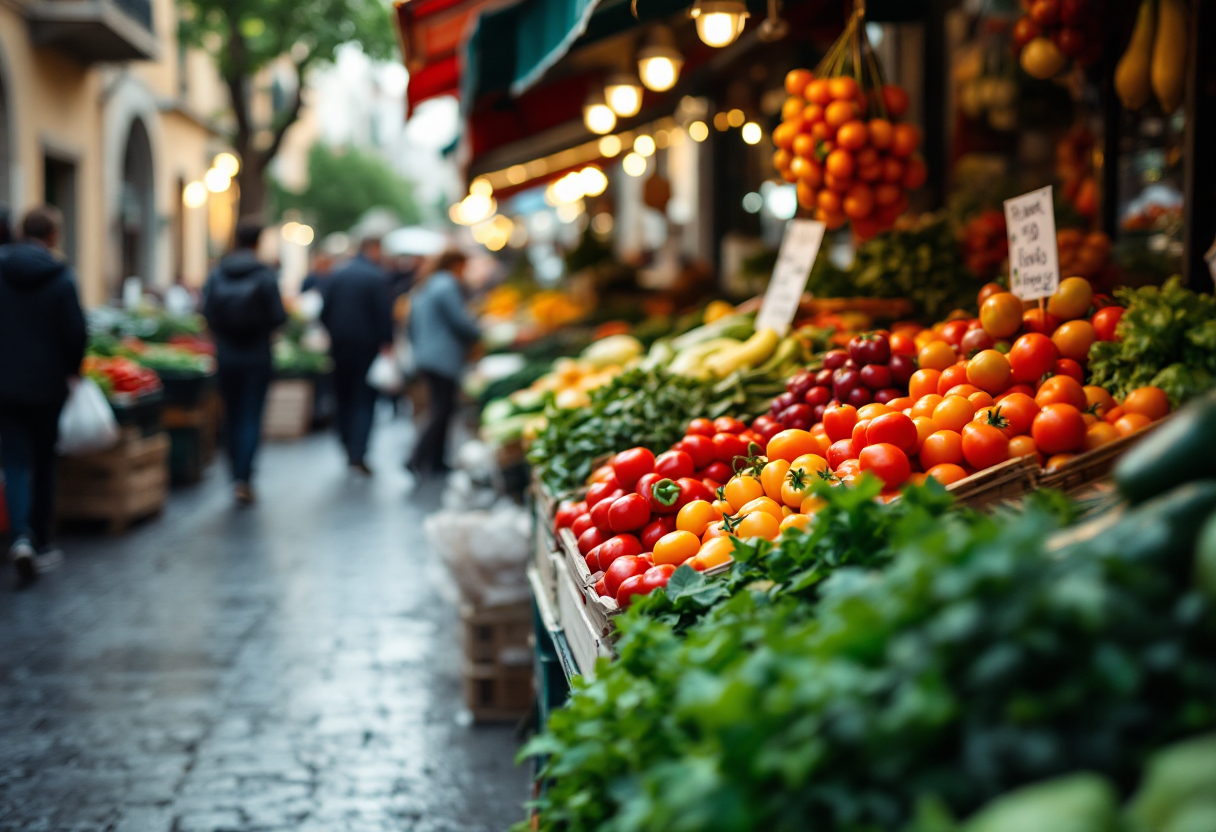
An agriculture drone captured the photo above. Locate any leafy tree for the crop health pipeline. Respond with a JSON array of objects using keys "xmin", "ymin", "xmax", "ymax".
[
  {"xmin": 178, "ymin": 0, "xmax": 395, "ymax": 215},
  {"xmin": 272, "ymin": 143, "xmax": 420, "ymax": 237}
]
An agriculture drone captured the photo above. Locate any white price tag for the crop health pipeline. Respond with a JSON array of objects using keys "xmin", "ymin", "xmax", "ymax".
[
  {"xmin": 1004, "ymin": 185, "xmax": 1061, "ymax": 301},
  {"xmin": 755, "ymin": 219, "xmax": 826, "ymax": 336}
]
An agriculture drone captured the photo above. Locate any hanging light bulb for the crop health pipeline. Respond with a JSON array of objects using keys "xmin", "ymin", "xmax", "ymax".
[
  {"xmin": 604, "ymin": 73, "xmax": 644, "ymax": 118},
  {"xmin": 689, "ymin": 0, "xmax": 749, "ymax": 48},
  {"xmin": 637, "ymin": 27, "xmax": 683, "ymax": 92},
  {"xmin": 583, "ymin": 91, "xmax": 617, "ymax": 135}
]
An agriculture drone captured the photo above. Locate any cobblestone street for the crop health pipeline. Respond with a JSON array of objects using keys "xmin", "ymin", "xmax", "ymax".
[{"xmin": 0, "ymin": 419, "xmax": 527, "ymax": 832}]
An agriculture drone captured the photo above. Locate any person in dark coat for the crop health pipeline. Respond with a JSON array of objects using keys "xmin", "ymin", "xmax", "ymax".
[
  {"xmin": 319, "ymin": 234, "xmax": 393, "ymax": 474},
  {"xmin": 203, "ymin": 218, "xmax": 287, "ymax": 503},
  {"xmin": 0, "ymin": 206, "xmax": 86, "ymax": 580},
  {"xmin": 406, "ymin": 251, "xmax": 480, "ymax": 476}
]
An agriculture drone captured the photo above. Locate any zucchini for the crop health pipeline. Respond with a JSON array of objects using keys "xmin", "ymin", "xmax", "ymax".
[{"xmin": 1114, "ymin": 389, "xmax": 1216, "ymax": 504}]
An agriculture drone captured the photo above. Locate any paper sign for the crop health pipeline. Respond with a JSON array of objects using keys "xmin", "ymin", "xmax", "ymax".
[
  {"xmin": 1004, "ymin": 185, "xmax": 1061, "ymax": 301},
  {"xmin": 755, "ymin": 219, "xmax": 826, "ymax": 336}
]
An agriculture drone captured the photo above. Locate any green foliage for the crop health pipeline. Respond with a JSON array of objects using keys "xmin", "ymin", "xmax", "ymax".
[
  {"xmin": 522, "ymin": 480, "xmax": 1216, "ymax": 832},
  {"xmin": 1088, "ymin": 277, "xmax": 1216, "ymax": 405},
  {"xmin": 271, "ymin": 144, "xmax": 420, "ymax": 237}
]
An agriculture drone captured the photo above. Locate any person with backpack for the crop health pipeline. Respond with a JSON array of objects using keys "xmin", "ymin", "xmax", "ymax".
[
  {"xmin": 0, "ymin": 206, "xmax": 86, "ymax": 580},
  {"xmin": 203, "ymin": 218, "xmax": 287, "ymax": 504},
  {"xmin": 319, "ymin": 233, "xmax": 393, "ymax": 475}
]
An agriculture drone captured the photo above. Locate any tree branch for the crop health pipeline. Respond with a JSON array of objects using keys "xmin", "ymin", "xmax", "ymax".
[
  {"xmin": 263, "ymin": 60, "xmax": 308, "ymax": 165},
  {"xmin": 225, "ymin": 18, "xmax": 252, "ymax": 152}
]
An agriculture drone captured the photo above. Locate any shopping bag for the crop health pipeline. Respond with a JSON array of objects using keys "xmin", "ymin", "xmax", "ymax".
[
  {"xmin": 367, "ymin": 352, "xmax": 404, "ymax": 394},
  {"xmin": 58, "ymin": 378, "xmax": 120, "ymax": 456}
]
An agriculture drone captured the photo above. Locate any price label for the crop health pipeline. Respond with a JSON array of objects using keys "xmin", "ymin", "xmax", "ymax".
[
  {"xmin": 1004, "ymin": 185, "xmax": 1061, "ymax": 301},
  {"xmin": 755, "ymin": 219, "xmax": 826, "ymax": 336}
]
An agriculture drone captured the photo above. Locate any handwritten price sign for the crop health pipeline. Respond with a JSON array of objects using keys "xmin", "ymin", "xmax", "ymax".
[
  {"xmin": 755, "ymin": 219, "xmax": 826, "ymax": 337},
  {"xmin": 1004, "ymin": 186, "xmax": 1060, "ymax": 301}
]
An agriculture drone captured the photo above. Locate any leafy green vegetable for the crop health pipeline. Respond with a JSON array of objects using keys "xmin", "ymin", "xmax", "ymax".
[{"xmin": 1088, "ymin": 277, "xmax": 1216, "ymax": 405}]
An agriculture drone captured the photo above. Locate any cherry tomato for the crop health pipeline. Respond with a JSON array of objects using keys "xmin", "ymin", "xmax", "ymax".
[
  {"xmin": 640, "ymin": 516, "xmax": 676, "ymax": 551},
  {"xmin": 1054, "ymin": 359, "xmax": 1084, "ymax": 384},
  {"xmin": 1122, "ymin": 386, "xmax": 1170, "ymax": 421},
  {"xmin": 933, "ymin": 395, "xmax": 977, "ymax": 433},
  {"xmin": 1032, "ymin": 403, "xmax": 1087, "ymax": 455},
  {"xmin": 1022, "ymin": 308, "xmax": 1060, "ymax": 336},
  {"xmin": 881, "ymin": 85, "xmax": 910, "ymax": 118},
  {"xmin": 1035, "ymin": 375, "xmax": 1087, "ymax": 410},
  {"xmin": 651, "ymin": 531, "xmax": 700, "ymax": 567},
  {"xmin": 713, "ymin": 416, "xmax": 747, "ymax": 435},
  {"xmin": 1008, "ymin": 333, "xmax": 1058, "ymax": 384},
  {"xmin": 654, "ymin": 450, "xmax": 694, "ymax": 481},
  {"xmin": 612, "ymin": 447, "xmax": 655, "ymax": 489},
  {"xmin": 687, "ymin": 418, "xmax": 716, "ymax": 437},
  {"xmin": 674, "ymin": 477, "xmax": 716, "ymax": 510},
  {"xmin": 586, "ymin": 480, "xmax": 621, "ymax": 508},
  {"xmin": 859, "ymin": 443, "xmax": 911, "ymax": 488},
  {"xmin": 1008, "ymin": 435, "xmax": 1041, "ymax": 464},
  {"xmin": 926, "ymin": 462, "xmax": 968, "ymax": 485},
  {"xmin": 827, "ymin": 438, "xmax": 858, "ymax": 469},
  {"xmin": 577, "ymin": 525, "xmax": 611, "ymax": 556},
  {"xmin": 980, "ymin": 293, "xmax": 1024, "ymax": 339},
  {"xmin": 1052, "ymin": 320, "xmax": 1096, "ymax": 362},
  {"xmin": 766, "ymin": 429, "xmax": 818, "ymax": 463},
  {"xmin": 940, "ymin": 319, "xmax": 970, "ymax": 347},
  {"xmin": 1084, "ymin": 422, "xmax": 1120, "ymax": 451},
  {"xmin": 919, "ymin": 430, "xmax": 964, "ymax": 468},
  {"xmin": 1046, "ymin": 276, "xmax": 1093, "ymax": 321},
  {"xmin": 1115, "ymin": 412, "xmax": 1153, "ymax": 436},
  {"xmin": 614, "ymin": 573, "xmax": 649, "ymax": 608},
  {"xmin": 636, "ymin": 473, "xmax": 678, "ymax": 514},
  {"xmin": 555, "ymin": 500, "xmax": 582, "ymax": 529},
  {"xmin": 936, "ymin": 364, "xmax": 969, "ymax": 396},
  {"xmin": 608, "ymin": 493, "xmax": 651, "ymax": 533},
  {"xmin": 638, "ymin": 564, "xmax": 676, "ymax": 594},
  {"xmin": 966, "ymin": 349, "xmax": 1013, "ymax": 394},
  {"xmin": 589, "ymin": 490, "xmax": 623, "ymax": 529},
  {"xmin": 589, "ymin": 465, "xmax": 619, "ymax": 486},
  {"xmin": 994, "ymin": 392, "xmax": 1037, "ymax": 436},
  {"xmin": 961, "ymin": 422, "xmax": 1010, "ymax": 470},
  {"xmin": 677, "ymin": 434, "xmax": 716, "ymax": 468},
  {"xmin": 910, "ymin": 394, "xmax": 945, "ymax": 420},
  {"xmin": 823, "ymin": 404, "xmax": 859, "ymax": 443},
  {"xmin": 1091, "ymin": 306, "xmax": 1124, "ymax": 342},
  {"xmin": 595, "ymin": 534, "xmax": 643, "ymax": 572},
  {"xmin": 675, "ymin": 500, "xmax": 723, "ymax": 537},
  {"xmin": 909, "ymin": 369, "xmax": 942, "ymax": 400},
  {"xmin": 603, "ymin": 555, "xmax": 650, "ymax": 598},
  {"xmin": 571, "ymin": 513, "xmax": 595, "ymax": 538},
  {"xmin": 712, "ymin": 433, "xmax": 749, "ymax": 466},
  {"xmin": 866, "ymin": 412, "xmax": 918, "ymax": 452},
  {"xmin": 736, "ymin": 511, "xmax": 780, "ymax": 541},
  {"xmin": 702, "ymin": 461, "xmax": 734, "ymax": 483}
]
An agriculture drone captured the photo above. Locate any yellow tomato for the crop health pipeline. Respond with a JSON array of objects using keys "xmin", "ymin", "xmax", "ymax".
[
  {"xmin": 676, "ymin": 500, "xmax": 723, "ymax": 537},
  {"xmin": 918, "ymin": 340, "xmax": 957, "ymax": 372},
  {"xmin": 694, "ymin": 537, "xmax": 736, "ymax": 570},
  {"xmin": 652, "ymin": 531, "xmax": 701, "ymax": 566},
  {"xmin": 737, "ymin": 497, "xmax": 784, "ymax": 521},
  {"xmin": 736, "ymin": 511, "xmax": 780, "ymax": 540},
  {"xmin": 857, "ymin": 403, "xmax": 893, "ymax": 420},
  {"xmin": 779, "ymin": 514, "xmax": 812, "ymax": 535},
  {"xmin": 800, "ymin": 494, "xmax": 827, "ymax": 514},
  {"xmin": 760, "ymin": 460, "xmax": 790, "ymax": 502},
  {"xmin": 724, "ymin": 475, "xmax": 764, "ymax": 512}
]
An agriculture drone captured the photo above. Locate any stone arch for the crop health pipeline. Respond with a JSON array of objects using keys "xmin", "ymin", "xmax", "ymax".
[{"xmin": 119, "ymin": 117, "xmax": 155, "ymax": 285}]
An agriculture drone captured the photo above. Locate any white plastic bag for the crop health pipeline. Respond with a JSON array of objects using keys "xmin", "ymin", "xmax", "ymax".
[
  {"xmin": 58, "ymin": 378, "xmax": 120, "ymax": 456},
  {"xmin": 366, "ymin": 352, "xmax": 403, "ymax": 393}
]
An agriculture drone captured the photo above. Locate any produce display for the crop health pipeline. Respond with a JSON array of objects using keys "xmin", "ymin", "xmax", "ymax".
[
  {"xmin": 273, "ymin": 312, "xmax": 332, "ymax": 377},
  {"xmin": 1013, "ymin": 0, "xmax": 1102, "ymax": 79},
  {"xmin": 1114, "ymin": 0, "xmax": 1188, "ymax": 113},
  {"xmin": 774, "ymin": 9, "xmax": 923, "ymax": 237},
  {"xmin": 522, "ymin": 390, "xmax": 1216, "ymax": 831},
  {"xmin": 82, "ymin": 355, "xmax": 162, "ymax": 399}
]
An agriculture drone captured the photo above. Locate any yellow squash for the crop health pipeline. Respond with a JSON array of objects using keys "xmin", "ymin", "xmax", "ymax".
[
  {"xmin": 1115, "ymin": 0, "xmax": 1155, "ymax": 111},
  {"xmin": 1151, "ymin": 0, "xmax": 1188, "ymax": 114}
]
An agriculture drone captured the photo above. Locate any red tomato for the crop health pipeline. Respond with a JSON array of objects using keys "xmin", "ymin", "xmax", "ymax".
[
  {"xmin": 858, "ymin": 443, "xmax": 911, "ymax": 488},
  {"xmin": 852, "ymin": 419, "xmax": 872, "ymax": 451},
  {"xmin": 1054, "ymin": 359, "xmax": 1085, "ymax": 384},
  {"xmin": 654, "ymin": 450, "xmax": 694, "ymax": 480},
  {"xmin": 1008, "ymin": 333, "xmax": 1059, "ymax": 384},
  {"xmin": 1032, "ymin": 404, "xmax": 1087, "ymax": 455},
  {"xmin": 712, "ymin": 433, "xmax": 749, "ymax": 465},
  {"xmin": 577, "ymin": 525, "xmax": 611, "ymax": 556},
  {"xmin": 823, "ymin": 404, "xmax": 859, "ymax": 442},
  {"xmin": 636, "ymin": 473, "xmax": 680, "ymax": 514},
  {"xmin": 1022, "ymin": 308, "xmax": 1060, "ymax": 336},
  {"xmin": 586, "ymin": 480, "xmax": 621, "ymax": 507},
  {"xmin": 687, "ymin": 418, "xmax": 716, "ymax": 437},
  {"xmin": 1092, "ymin": 306, "xmax": 1124, "ymax": 342},
  {"xmin": 937, "ymin": 364, "xmax": 971, "ymax": 396},
  {"xmin": 571, "ymin": 514, "xmax": 595, "ymax": 537},
  {"xmin": 639, "ymin": 564, "xmax": 676, "ymax": 594},
  {"xmin": 594, "ymin": 577, "xmax": 608, "ymax": 597},
  {"xmin": 589, "ymin": 465, "xmax": 619, "ymax": 485},
  {"xmin": 603, "ymin": 555, "xmax": 650, "ymax": 598},
  {"xmin": 589, "ymin": 490, "xmax": 623, "ymax": 529},
  {"xmin": 555, "ymin": 500, "xmax": 582, "ymax": 529},
  {"xmin": 612, "ymin": 448, "xmax": 656, "ymax": 489},
  {"xmin": 961, "ymin": 422, "xmax": 1010, "ymax": 470},
  {"xmin": 994, "ymin": 392, "xmax": 1038, "ymax": 436},
  {"xmin": 713, "ymin": 416, "xmax": 747, "ymax": 435},
  {"xmin": 940, "ymin": 319, "xmax": 970, "ymax": 347},
  {"xmin": 1036, "ymin": 375, "xmax": 1087, "ymax": 410},
  {"xmin": 674, "ymin": 477, "xmax": 716, "ymax": 510},
  {"xmin": 608, "ymin": 493, "xmax": 651, "ymax": 533},
  {"xmin": 828, "ymin": 438, "xmax": 858, "ymax": 469},
  {"xmin": 595, "ymin": 534, "xmax": 643, "ymax": 571},
  {"xmin": 615, "ymin": 574, "xmax": 648, "ymax": 608},
  {"xmin": 678, "ymin": 434, "xmax": 716, "ymax": 468},
  {"xmin": 640, "ymin": 517, "xmax": 676, "ymax": 551},
  {"xmin": 866, "ymin": 412, "xmax": 918, "ymax": 453}
]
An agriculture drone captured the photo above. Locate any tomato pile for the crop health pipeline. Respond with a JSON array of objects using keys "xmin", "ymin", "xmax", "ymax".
[
  {"xmin": 1057, "ymin": 228, "xmax": 1111, "ymax": 282},
  {"xmin": 961, "ymin": 210, "xmax": 1009, "ymax": 280},
  {"xmin": 81, "ymin": 356, "xmax": 162, "ymax": 398}
]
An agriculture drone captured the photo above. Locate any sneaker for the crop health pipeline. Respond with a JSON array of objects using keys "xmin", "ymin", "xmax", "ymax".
[
  {"xmin": 34, "ymin": 548, "xmax": 64, "ymax": 574},
  {"xmin": 234, "ymin": 482, "xmax": 256, "ymax": 505},
  {"xmin": 10, "ymin": 538, "xmax": 36, "ymax": 582}
]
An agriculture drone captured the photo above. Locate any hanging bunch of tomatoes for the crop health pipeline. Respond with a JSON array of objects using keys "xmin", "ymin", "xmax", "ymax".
[
  {"xmin": 1013, "ymin": 0, "xmax": 1102, "ymax": 80},
  {"xmin": 772, "ymin": 7, "xmax": 925, "ymax": 239}
]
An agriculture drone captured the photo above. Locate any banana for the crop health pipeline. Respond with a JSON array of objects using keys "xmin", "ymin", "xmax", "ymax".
[{"xmin": 1115, "ymin": 0, "xmax": 1155, "ymax": 111}]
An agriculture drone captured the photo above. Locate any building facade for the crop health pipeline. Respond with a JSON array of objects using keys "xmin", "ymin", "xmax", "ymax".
[{"xmin": 0, "ymin": 0, "xmax": 231, "ymax": 306}]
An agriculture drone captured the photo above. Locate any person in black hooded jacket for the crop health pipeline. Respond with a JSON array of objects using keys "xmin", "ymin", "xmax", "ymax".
[
  {"xmin": 203, "ymin": 218, "xmax": 287, "ymax": 503},
  {"xmin": 0, "ymin": 206, "xmax": 86, "ymax": 580}
]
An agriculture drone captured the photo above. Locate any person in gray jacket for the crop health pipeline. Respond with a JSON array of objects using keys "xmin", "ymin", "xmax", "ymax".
[{"xmin": 406, "ymin": 251, "xmax": 480, "ymax": 476}]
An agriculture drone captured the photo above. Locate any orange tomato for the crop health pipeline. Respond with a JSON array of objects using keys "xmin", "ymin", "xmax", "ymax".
[
  {"xmin": 980, "ymin": 292, "xmax": 1024, "ymax": 339},
  {"xmin": 1008, "ymin": 434, "xmax": 1040, "ymax": 463},
  {"xmin": 961, "ymin": 422, "xmax": 1010, "ymax": 470},
  {"xmin": 736, "ymin": 511, "xmax": 780, "ymax": 541},
  {"xmin": 933, "ymin": 395, "xmax": 978, "ymax": 433},
  {"xmin": 1122, "ymin": 386, "xmax": 1170, "ymax": 421},
  {"xmin": 890, "ymin": 123, "xmax": 922, "ymax": 157},
  {"xmin": 828, "ymin": 76, "xmax": 860, "ymax": 100},
  {"xmin": 817, "ymin": 190, "xmax": 843, "ymax": 214},
  {"xmin": 966, "ymin": 350, "xmax": 1013, "ymax": 394},
  {"xmin": 652, "ymin": 531, "xmax": 701, "ymax": 566},
  {"xmin": 779, "ymin": 514, "xmax": 812, "ymax": 534},
  {"xmin": 911, "ymin": 416, "xmax": 939, "ymax": 452},
  {"xmin": 937, "ymin": 363, "xmax": 970, "ymax": 395},
  {"xmin": 766, "ymin": 429, "xmax": 818, "ymax": 463},
  {"xmin": 759, "ymin": 459, "xmax": 790, "ymax": 502},
  {"xmin": 1083, "ymin": 422, "xmax": 1120, "ymax": 451},
  {"xmin": 1104, "ymin": 405, "xmax": 1124, "ymax": 425},
  {"xmin": 772, "ymin": 122, "xmax": 798, "ymax": 150},
  {"xmin": 868, "ymin": 118, "xmax": 893, "ymax": 149},
  {"xmin": 911, "ymin": 394, "xmax": 945, "ymax": 420},
  {"xmin": 909, "ymin": 369, "xmax": 943, "ymax": 400},
  {"xmin": 926, "ymin": 462, "xmax": 968, "ymax": 485},
  {"xmin": 843, "ymin": 184, "xmax": 875, "ymax": 220},
  {"xmin": 807, "ymin": 78, "xmax": 833, "ymax": 105},
  {"xmin": 1046, "ymin": 276, "xmax": 1093, "ymax": 321},
  {"xmin": 1051, "ymin": 320, "xmax": 1096, "ymax": 362},
  {"xmin": 968, "ymin": 390, "xmax": 996, "ymax": 409},
  {"xmin": 1115, "ymin": 412, "xmax": 1153, "ymax": 436},
  {"xmin": 889, "ymin": 331, "xmax": 917, "ymax": 356},
  {"xmin": 782, "ymin": 96, "xmax": 806, "ymax": 121},
  {"xmin": 676, "ymin": 500, "xmax": 723, "ymax": 537},
  {"xmin": 825, "ymin": 148, "xmax": 855, "ymax": 179},
  {"xmin": 1083, "ymin": 386, "xmax": 1115, "ymax": 417},
  {"xmin": 857, "ymin": 403, "xmax": 893, "ymax": 420},
  {"xmin": 825, "ymin": 100, "xmax": 860, "ymax": 129},
  {"xmin": 886, "ymin": 396, "xmax": 916, "ymax": 412},
  {"xmin": 737, "ymin": 496, "xmax": 785, "ymax": 522},
  {"xmin": 837, "ymin": 120, "xmax": 869, "ymax": 150},
  {"xmin": 1044, "ymin": 453, "xmax": 1077, "ymax": 473},
  {"xmin": 800, "ymin": 494, "xmax": 828, "ymax": 515},
  {"xmin": 996, "ymin": 392, "xmax": 1039, "ymax": 436},
  {"xmin": 1032, "ymin": 403, "xmax": 1087, "ymax": 454},
  {"xmin": 1035, "ymin": 375, "xmax": 1087, "ymax": 410},
  {"xmin": 785, "ymin": 68, "xmax": 814, "ymax": 97},
  {"xmin": 694, "ymin": 537, "xmax": 736, "ymax": 570},
  {"xmin": 918, "ymin": 341, "xmax": 957, "ymax": 372},
  {"xmin": 919, "ymin": 429, "xmax": 963, "ymax": 468},
  {"xmin": 723, "ymin": 476, "xmax": 764, "ymax": 512}
]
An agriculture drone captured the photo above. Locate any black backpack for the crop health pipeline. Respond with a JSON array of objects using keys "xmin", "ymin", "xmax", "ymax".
[{"xmin": 206, "ymin": 274, "xmax": 270, "ymax": 341}]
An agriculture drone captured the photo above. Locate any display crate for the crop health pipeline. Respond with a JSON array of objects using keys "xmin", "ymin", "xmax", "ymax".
[
  {"xmin": 57, "ymin": 430, "xmax": 168, "ymax": 534},
  {"xmin": 461, "ymin": 600, "xmax": 533, "ymax": 666},
  {"xmin": 158, "ymin": 371, "xmax": 215, "ymax": 408},
  {"xmin": 1033, "ymin": 417, "xmax": 1169, "ymax": 495},
  {"xmin": 947, "ymin": 455, "xmax": 1039, "ymax": 510},
  {"xmin": 110, "ymin": 391, "xmax": 164, "ymax": 437},
  {"xmin": 462, "ymin": 661, "xmax": 533, "ymax": 722},
  {"xmin": 554, "ymin": 557, "xmax": 617, "ymax": 677},
  {"xmin": 262, "ymin": 379, "xmax": 314, "ymax": 440},
  {"xmin": 163, "ymin": 399, "xmax": 218, "ymax": 485}
]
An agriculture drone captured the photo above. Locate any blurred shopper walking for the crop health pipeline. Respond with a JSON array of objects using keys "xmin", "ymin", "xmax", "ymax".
[
  {"xmin": 0, "ymin": 207, "xmax": 86, "ymax": 580},
  {"xmin": 203, "ymin": 218, "xmax": 287, "ymax": 504},
  {"xmin": 406, "ymin": 251, "xmax": 480, "ymax": 477},
  {"xmin": 321, "ymin": 234, "xmax": 394, "ymax": 475}
]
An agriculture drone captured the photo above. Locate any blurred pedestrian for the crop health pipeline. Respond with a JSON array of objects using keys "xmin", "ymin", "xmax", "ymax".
[
  {"xmin": 320, "ymin": 234, "xmax": 393, "ymax": 475},
  {"xmin": 300, "ymin": 251, "xmax": 334, "ymax": 294},
  {"xmin": 0, "ymin": 206, "xmax": 86, "ymax": 580},
  {"xmin": 203, "ymin": 218, "xmax": 287, "ymax": 504},
  {"xmin": 406, "ymin": 251, "xmax": 480, "ymax": 477}
]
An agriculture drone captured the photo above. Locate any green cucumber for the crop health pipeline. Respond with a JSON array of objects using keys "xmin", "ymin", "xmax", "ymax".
[{"xmin": 1114, "ymin": 389, "xmax": 1216, "ymax": 504}]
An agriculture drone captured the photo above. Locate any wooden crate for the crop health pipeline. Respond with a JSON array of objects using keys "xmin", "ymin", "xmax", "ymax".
[
  {"xmin": 947, "ymin": 455, "xmax": 1039, "ymax": 510},
  {"xmin": 554, "ymin": 558, "xmax": 616, "ymax": 677},
  {"xmin": 461, "ymin": 600, "xmax": 533, "ymax": 666},
  {"xmin": 1033, "ymin": 417, "xmax": 1168, "ymax": 495},
  {"xmin": 57, "ymin": 431, "xmax": 169, "ymax": 534},
  {"xmin": 462, "ymin": 661, "xmax": 533, "ymax": 722},
  {"xmin": 262, "ymin": 379, "xmax": 314, "ymax": 440},
  {"xmin": 558, "ymin": 526, "xmax": 624, "ymax": 640},
  {"xmin": 163, "ymin": 401, "xmax": 217, "ymax": 485}
]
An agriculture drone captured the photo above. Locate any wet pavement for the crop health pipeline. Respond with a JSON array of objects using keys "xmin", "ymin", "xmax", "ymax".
[{"xmin": 0, "ymin": 417, "xmax": 528, "ymax": 832}]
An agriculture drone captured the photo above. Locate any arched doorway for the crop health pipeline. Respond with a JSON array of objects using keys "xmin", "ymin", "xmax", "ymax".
[{"xmin": 120, "ymin": 118, "xmax": 154, "ymax": 285}]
